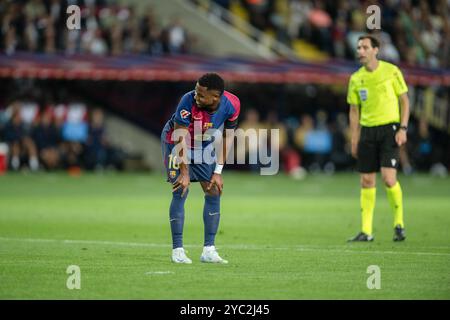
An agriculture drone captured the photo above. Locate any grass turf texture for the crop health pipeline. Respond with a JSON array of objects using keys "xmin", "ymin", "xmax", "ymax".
[{"xmin": 0, "ymin": 172, "xmax": 449, "ymax": 299}]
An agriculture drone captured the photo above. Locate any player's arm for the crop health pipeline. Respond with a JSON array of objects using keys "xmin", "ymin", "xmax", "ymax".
[
  {"xmin": 218, "ymin": 127, "xmax": 235, "ymax": 166},
  {"xmin": 207, "ymin": 130, "xmax": 233, "ymax": 195},
  {"xmin": 349, "ymin": 104, "xmax": 360, "ymax": 159},
  {"xmin": 396, "ymin": 93, "xmax": 410, "ymax": 146},
  {"xmin": 347, "ymin": 76, "xmax": 360, "ymax": 159},
  {"xmin": 172, "ymin": 122, "xmax": 190, "ymax": 197},
  {"xmin": 208, "ymin": 99, "xmax": 240, "ymax": 195}
]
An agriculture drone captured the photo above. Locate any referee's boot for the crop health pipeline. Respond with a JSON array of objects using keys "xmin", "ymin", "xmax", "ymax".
[
  {"xmin": 348, "ymin": 232, "xmax": 374, "ymax": 242},
  {"xmin": 393, "ymin": 225, "xmax": 406, "ymax": 242}
]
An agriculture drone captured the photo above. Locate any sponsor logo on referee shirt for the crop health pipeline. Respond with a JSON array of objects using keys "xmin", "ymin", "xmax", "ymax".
[{"xmin": 359, "ymin": 89, "xmax": 368, "ymax": 101}]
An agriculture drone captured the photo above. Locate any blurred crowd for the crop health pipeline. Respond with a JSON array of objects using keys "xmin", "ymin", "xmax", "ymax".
[
  {"xmin": 0, "ymin": 98, "xmax": 125, "ymax": 172},
  {"xmin": 2, "ymin": 0, "xmax": 449, "ymax": 68},
  {"xmin": 0, "ymin": 0, "xmax": 194, "ymax": 56},
  {"xmin": 213, "ymin": 0, "xmax": 450, "ymax": 68},
  {"xmin": 236, "ymin": 107, "xmax": 449, "ymax": 178}
]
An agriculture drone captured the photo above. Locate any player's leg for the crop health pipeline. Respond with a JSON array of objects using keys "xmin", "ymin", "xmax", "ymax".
[
  {"xmin": 349, "ymin": 127, "xmax": 377, "ymax": 242},
  {"xmin": 358, "ymin": 172, "xmax": 377, "ymax": 239},
  {"xmin": 380, "ymin": 125, "xmax": 405, "ymax": 241},
  {"xmin": 22, "ymin": 136, "xmax": 39, "ymax": 171},
  {"xmin": 194, "ymin": 163, "xmax": 228, "ymax": 264},
  {"xmin": 9, "ymin": 142, "xmax": 21, "ymax": 170},
  {"xmin": 162, "ymin": 141, "xmax": 192, "ymax": 263},
  {"xmin": 200, "ymin": 180, "xmax": 221, "ymax": 248},
  {"xmin": 381, "ymin": 168, "xmax": 404, "ymax": 239}
]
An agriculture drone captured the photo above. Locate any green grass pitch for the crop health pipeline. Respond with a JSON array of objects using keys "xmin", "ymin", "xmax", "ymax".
[{"xmin": 0, "ymin": 172, "xmax": 449, "ymax": 299}]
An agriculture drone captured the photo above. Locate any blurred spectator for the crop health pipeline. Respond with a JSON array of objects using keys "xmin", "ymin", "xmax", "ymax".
[
  {"xmin": 378, "ymin": 31, "xmax": 400, "ymax": 63},
  {"xmin": 3, "ymin": 103, "xmax": 39, "ymax": 171},
  {"xmin": 409, "ymin": 117, "xmax": 447, "ymax": 176},
  {"xmin": 237, "ymin": 108, "xmax": 264, "ymax": 172},
  {"xmin": 264, "ymin": 109, "xmax": 304, "ymax": 179},
  {"xmin": 0, "ymin": 1, "xmax": 196, "ymax": 56},
  {"xmin": 294, "ymin": 111, "xmax": 332, "ymax": 172},
  {"xmin": 329, "ymin": 112, "xmax": 353, "ymax": 171},
  {"xmin": 241, "ymin": 0, "xmax": 272, "ymax": 31},
  {"xmin": 287, "ymin": 0, "xmax": 312, "ymax": 40},
  {"xmin": 165, "ymin": 17, "xmax": 189, "ymax": 54},
  {"xmin": 85, "ymin": 108, "xmax": 107, "ymax": 170},
  {"xmin": 308, "ymin": 0, "xmax": 332, "ymax": 54},
  {"xmin": 229, "ymin": 0, "xmax": 450, "ymax": 68},
  {"xmin": 32, "ymin": 106, "xmax": 61, "ymax": 170},
  {"xmin": 140, "ymin": 6, "xmax": 164, "ymax": 55},
  {"xmin": 85, "ymin": 108, "xmax": 125, "ymax": 171}
]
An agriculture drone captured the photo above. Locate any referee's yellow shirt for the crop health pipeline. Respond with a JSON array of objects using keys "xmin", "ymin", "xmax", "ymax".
[{"xmin": 347, "ymin": 60, "xmax": 408, "ymax": 127}]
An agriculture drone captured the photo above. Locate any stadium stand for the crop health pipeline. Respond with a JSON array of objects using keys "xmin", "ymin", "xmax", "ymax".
[{"xmin": 0, "ymin": 0, "xmax": 448, "ymax": 175}]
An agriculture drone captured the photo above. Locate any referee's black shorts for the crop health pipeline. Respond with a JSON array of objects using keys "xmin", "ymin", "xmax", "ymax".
[{"xmin": 357, "ymin": 123, "xmax": 400, "ymax": 173}]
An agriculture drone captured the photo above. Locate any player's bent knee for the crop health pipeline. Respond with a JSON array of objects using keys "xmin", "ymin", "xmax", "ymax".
[
  {"xmin": 204, "ymin": 188, "xmax": 220, "ymax": 197},
  {"xmin": 173, "ymin": 188, "xmax": 189, "ymax": 198},
  {"xmin": 382, "ymin": 177, "xmax": 397, "ymax": 188},
  {"xmin": 360, "ymin": 174, "xmax": 376, "ymax": 188}
]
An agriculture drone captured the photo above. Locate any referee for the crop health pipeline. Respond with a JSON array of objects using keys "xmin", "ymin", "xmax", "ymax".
[{"xmin": 347, "ymin": 35, "xmax": 410, "ymax": 242}]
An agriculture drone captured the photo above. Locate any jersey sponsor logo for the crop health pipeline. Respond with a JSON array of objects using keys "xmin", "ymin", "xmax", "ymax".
[
  {"xmin": 359, "ymin": 89, "xmax": 368, "ymax": 101},
  {"xmin": 180, "ymin": 109, "xmax": 191, "ymax": 119},
  {"xmin": 208, "ymin": 212, "xmax": 220, "ymax": 216}
]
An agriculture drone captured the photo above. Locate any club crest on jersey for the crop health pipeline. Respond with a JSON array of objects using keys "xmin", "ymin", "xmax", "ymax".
[
  {"xmin": 169, "ymin": 170, "xmax": 177, "ymax": 178},
  {"xmin": 359, "ymin": 89, "xmax": 368, "ymax": 101},
  {"xmin": 203, "ymin": 122, "xmax": 213, "ymax": 130},
  {"xmin": 180, "ymin": 109, "xmax": 191, "ymax": 119}
]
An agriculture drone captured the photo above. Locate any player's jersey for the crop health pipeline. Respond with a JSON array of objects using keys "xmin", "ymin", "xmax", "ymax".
[
  {"xmin": 162, "ymin": 90, "xmax": 240, "ymax": 150},
  {"xmin": 347, "ymin": 60, "xmax": 408, "ymax": 127}
]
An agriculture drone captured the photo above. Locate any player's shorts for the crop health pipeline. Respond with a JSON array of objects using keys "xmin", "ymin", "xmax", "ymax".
[
  {"xmin": 357, "ymin": 123, "xmax": 400, "ymax": 173},
  {"xmin": 161, "ymin": 141, "xmax": 215, "ymax": 183}
]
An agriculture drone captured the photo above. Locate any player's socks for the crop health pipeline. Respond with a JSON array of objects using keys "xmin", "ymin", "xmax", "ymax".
[
  {"xmin": 386, "ymin": 182, "xmax": 404, "ymax": 228},
  {"xmin": 203, "ymin": 194, "xmax": 220, "ymax": 246},
  {"xmin": 170, "ymin": 189, "xmax": 188, "ymax": 249},
  {"xmin": 361, "ymin": 187, "xmax": 376, "ymax": 236},
  {"xmin": 11, "ymin": 156, "xmax": 20, "ymax": 170}
]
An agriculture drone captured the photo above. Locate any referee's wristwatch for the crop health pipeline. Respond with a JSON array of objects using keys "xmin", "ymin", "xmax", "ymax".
[{"xmin": 399, "ymin": 125, "xmax": 408, "ymax": 132}]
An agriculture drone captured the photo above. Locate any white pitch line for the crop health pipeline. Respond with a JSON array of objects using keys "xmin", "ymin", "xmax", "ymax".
[
  {"xmin": 0, "ymin": 237, "xmax": 449, "ymax": 257},
  {"xmin": 144, "ymin": 271, "xmax": 174, "ymax": 275}
]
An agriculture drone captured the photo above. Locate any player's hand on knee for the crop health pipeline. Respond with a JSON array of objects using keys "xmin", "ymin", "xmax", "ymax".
[
  {"xmin": 207, "ymin": 173, "xmax": 223, "ymax": 196},
  {"xmin": 173, "ymin": 172, "xmax": 190, "ymax": 197}
]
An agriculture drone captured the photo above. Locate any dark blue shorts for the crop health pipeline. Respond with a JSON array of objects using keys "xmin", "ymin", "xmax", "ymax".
[{"xmin": 161, "ymin": 141, "xmax": 215, "ymax": 183}]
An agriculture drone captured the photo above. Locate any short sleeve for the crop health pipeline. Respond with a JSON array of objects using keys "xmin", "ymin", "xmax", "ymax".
[
  {"xmin": 173, "ymin": 92, "xmax": 194, "ymax": 127},
  {"xmin": 224, "ymin": 93, "xmax": 240, "ymax": 129},
  {"xmin": 346, "ymin": 76, "xmax": 360, "ymax": 106},
  {"xmin": 392, "ymin": 67, "xmax": 408, "ymax": 96}
]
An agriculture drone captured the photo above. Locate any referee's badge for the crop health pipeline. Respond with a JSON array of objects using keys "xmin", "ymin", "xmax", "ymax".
[{"xmin": 359, "ymin": 89, "xmax": 368, "ymax": 101}]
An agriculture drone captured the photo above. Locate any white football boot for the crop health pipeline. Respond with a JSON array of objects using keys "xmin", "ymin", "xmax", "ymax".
[
  {"xmin": 200, "ymin": 245, "xmax": 228, "ymax": 264},
  {"xmin": 171, "ymin": 248, "xmax": 192, "ymax": 264}
]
